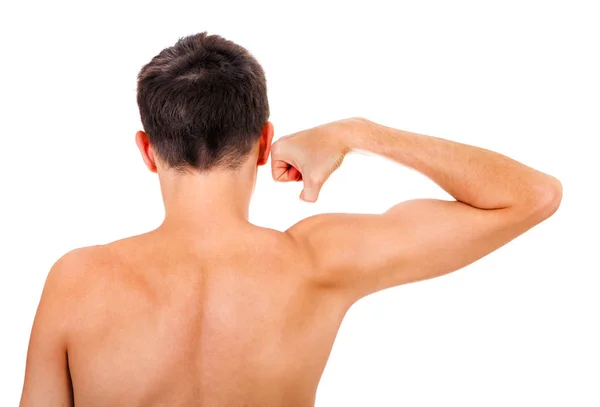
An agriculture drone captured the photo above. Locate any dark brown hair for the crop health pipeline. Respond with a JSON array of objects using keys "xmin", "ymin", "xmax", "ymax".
[{"xmin": 137, "ymin": 32, "xmax": 269, "ymax": 172}]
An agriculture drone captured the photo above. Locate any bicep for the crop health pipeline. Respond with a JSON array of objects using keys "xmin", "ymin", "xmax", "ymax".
[
  {"xmin": 20, "ymin": 260, "xmax": 75, "ymax": 407},
  {"xmin": 289, "ymin": 199, "xmax": 543, "ymax": 301}
]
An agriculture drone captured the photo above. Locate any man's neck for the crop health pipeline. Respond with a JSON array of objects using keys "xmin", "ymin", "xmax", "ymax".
[{"xmin": 156, "ymin": 164, "xmax": 256, "ymax": 233}]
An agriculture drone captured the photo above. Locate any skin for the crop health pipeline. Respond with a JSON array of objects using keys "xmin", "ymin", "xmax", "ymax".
[{"xmin": 20, "ymin": 118, "xmax": 562, "ymax": 406}]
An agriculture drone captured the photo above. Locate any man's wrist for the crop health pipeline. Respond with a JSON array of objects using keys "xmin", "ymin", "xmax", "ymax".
[{"xmin": 342, "ymin": 117, "xmax": 387, "ymax": 154}]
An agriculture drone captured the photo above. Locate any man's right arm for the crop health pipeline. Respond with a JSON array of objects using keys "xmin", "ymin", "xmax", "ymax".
[{"xmin": 272, "ymin": 118, "xmax": 562, "ymax": 302}]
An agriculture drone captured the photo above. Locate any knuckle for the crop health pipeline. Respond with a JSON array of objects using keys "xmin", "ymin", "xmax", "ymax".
[
  {"xmin": 270, "ymin": 140, "xmax": 287, "ymax": 158},
  {"xmin": 270, "ymin": 141, "xmax": 281, "ymax": 155}
]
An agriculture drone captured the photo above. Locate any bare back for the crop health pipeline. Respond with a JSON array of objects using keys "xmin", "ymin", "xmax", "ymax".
[
  {"xmin": 20, "ymin": 118, "xmax": 561, "ymax": 407},
  {"xmin": 65, "ymin": 226, "xmax": 346, "ymax": 406}
]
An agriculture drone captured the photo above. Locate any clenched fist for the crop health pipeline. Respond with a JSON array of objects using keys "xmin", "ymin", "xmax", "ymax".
[{"xmin": 270, "ymin": 118, "xmax": 369, "ymax": 202}]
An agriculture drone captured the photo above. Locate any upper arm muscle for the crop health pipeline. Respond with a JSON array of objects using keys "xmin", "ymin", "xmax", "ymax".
[
  {"xmin": 20, "ymin": 251, "xmax": 83, "ymax": 407},
  {"xmin": 288, "ymin": 199, "xmax": 545, "ymax": 301}
]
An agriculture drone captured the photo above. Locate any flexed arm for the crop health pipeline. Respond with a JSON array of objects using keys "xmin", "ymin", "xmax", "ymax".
[{"xmin": 272, "ymin": 118, "xmax": 562, "ymax": 301}]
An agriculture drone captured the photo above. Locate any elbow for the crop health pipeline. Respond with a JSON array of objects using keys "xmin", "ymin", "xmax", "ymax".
[{"xmin": 530, "ymin": 176, "xmax": 563, "ymax": 220}]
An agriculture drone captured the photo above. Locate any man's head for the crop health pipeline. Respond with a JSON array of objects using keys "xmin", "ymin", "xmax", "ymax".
[{"xmin": 135, "ymin": 32, "xmax": 272, "ymax": 174}]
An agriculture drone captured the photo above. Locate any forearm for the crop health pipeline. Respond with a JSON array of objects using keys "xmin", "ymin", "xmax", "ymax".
[{"xmin": 348, "ymin": 118, "xmax": 562, "ymax": 210}]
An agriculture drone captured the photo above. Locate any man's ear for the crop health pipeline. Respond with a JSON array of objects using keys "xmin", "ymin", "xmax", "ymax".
[
  {"xmin": 257, "ymin": 121, "xmax": 274, "ymax": 166},
  {"xmin": 135, "ymin": 130, "xmax": 158, "ymax": 173}
]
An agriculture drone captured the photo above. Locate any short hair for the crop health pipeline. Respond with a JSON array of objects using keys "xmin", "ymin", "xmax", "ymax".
[{"xmin": 136, "ymin": 32, "xmax": 269, "ymax": 172}]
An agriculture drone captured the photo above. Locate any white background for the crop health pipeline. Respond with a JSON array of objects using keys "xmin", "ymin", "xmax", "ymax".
[{"xmin": 1, "ymin": 1, "xmax": 598, "ymax": 405}]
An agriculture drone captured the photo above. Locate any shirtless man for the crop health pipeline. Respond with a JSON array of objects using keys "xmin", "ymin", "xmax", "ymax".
[{"xmin": 20, "ymin": 32, "xmax": 562, "ymax": 406}]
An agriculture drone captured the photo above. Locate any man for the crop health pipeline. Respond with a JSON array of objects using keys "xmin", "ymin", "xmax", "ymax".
[{"xmin": 20, "ymin": 32, "xmax": 562, "ymax": 406}]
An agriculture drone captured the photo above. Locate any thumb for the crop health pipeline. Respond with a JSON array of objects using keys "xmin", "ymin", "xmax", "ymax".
[{"xmin": 300, "ymin": 176, "xmax": 324, "ymax": 203}]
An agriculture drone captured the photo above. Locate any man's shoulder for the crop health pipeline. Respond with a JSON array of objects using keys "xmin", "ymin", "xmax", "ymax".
[
  {"xmin": 45, "ymin": 237, "xmax": 150, "ymax": 312},
  {"xmin": 60, "ymin": 244, "xmax": 110, "ymax": 262},
  {"xmin": 35, "ymin": 245, "xmax": 114, "ymax": 328},
  {"xmin": 46, "ymin": 245, "xmax": 113, "ymax": 290},
  {"xmin": 56, "ymin": 231, "xmax": 155, "ymax": 270}
]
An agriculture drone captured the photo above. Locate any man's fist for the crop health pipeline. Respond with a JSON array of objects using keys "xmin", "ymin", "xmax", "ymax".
[{"xmin": 270, "ymin": 118, "xmax": 367, "ymax": 202}]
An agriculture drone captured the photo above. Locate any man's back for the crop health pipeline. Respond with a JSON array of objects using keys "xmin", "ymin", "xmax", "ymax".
[
  {"xmin": 20, "ymin": 117, "xmax": 561, "ymax": 406},
  {"xmin": 21, "ymin": 119, "xmax": 562, "ymax": 407},
  {"xmin": 65, "ymin": 226, "xmax": 343, "ymax": 406},
  {"xmin": 19, "ymin": 32, "xmax": 561, "ymax": 406}
]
